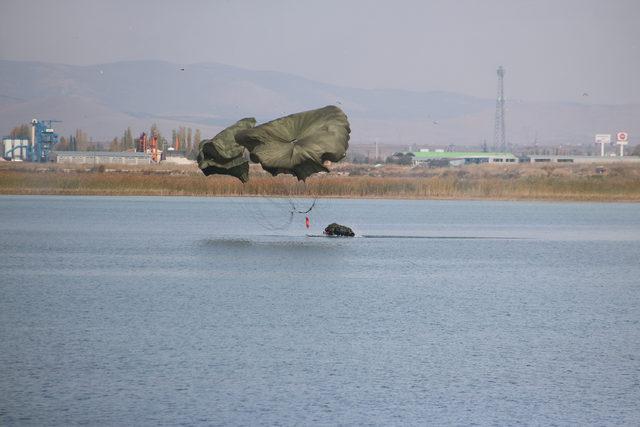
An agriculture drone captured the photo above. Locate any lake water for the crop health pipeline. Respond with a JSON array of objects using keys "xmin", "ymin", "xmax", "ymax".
[{"xmin": 1, "ymin": 195, "xmax": 639, "ymax": 425}]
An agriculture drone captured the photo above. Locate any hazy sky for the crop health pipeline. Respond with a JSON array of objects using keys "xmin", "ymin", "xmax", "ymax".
[{"xmin": 1, "ymin": 0, "xmax": 638, "ymax": 104}]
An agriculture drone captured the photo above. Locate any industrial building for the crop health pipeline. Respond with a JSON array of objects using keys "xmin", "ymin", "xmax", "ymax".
[
  {"xmin": 411, "ymin": 150, "xmax": 640, "ymax": 166},
  {"xmin": 56, "ymin": 151, "xmax": 152, "ymax": 165},
  {"xmin": 2, "ymin": 119, "xmax": 59, "ymax": 162},
  {"xmin": 412, "ymin": 150, "xmax": 518, "ymax": 166},
  {"xmin": 521, "ymin": 155, "xmax": 640, "ymax": 164},
  {"xmin": 2, "ymin": 139, "xmax": 29, "ymax": 160}
]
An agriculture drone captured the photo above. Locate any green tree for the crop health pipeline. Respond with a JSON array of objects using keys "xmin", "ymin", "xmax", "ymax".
[
  {"xmin": 386, "ymin": 152, "xmax": 414, "ymax": 165},
  {"xmin": 121, "ymin": 127, "xmax": 134, "ymax": 150}
]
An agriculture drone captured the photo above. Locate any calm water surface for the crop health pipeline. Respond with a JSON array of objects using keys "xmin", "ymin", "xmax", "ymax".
[{"xmin": 1, "ymin": 196, "xmax": 639, "ymax": 425}]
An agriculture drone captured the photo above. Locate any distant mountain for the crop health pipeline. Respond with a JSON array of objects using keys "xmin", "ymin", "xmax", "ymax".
[{"xmin": 1, "ymin": 59, "xmax": 637, "ymax": 148}]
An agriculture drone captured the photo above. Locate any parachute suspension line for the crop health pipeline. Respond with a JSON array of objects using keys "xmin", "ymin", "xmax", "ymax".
[
  {"xmin": 243, "ymin": 173, "xmax": 324, "ymax": 232},
  {"xmin": 289, "ymin": 197, "xmax": 317, "ymax": 214},
  {"xmin": 243, "ymin": 197, "xmax": 296, "ymax": 231},
  {"xmin": 289, "ymin": 177, "xmax": 320, "ymax": 230}
]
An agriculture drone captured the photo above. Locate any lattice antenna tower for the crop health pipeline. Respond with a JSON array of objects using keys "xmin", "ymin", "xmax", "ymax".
[{"xmin": 494, "ymin": 66, "xmax": 506, "ymax": 152}]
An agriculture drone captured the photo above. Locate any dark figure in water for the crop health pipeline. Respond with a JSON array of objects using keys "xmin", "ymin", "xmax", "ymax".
[{"xmin": 324, "ymin": 223, "xmax": 355, "ymax": 237}]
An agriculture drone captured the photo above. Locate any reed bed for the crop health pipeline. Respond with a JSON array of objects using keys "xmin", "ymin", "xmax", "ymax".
[{"xmin": 2, "ymin": 163, "xmax": 640, "ymax": 201}]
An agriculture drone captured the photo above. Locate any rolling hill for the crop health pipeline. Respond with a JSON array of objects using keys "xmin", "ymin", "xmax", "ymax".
[{"xmin": 1, "ymin": 59, "xmax": 637, "ymax": 148}]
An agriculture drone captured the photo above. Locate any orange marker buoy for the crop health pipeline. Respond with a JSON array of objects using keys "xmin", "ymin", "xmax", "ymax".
[{"xmin": 305, "ymin": 216, "xmax": 310, "ymax": 228}]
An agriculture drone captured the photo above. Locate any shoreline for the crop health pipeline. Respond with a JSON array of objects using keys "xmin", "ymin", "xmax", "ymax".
[
  {"xmin": 2, "ymin": 184, "xmax": 639, "ymax": 203},
  {"xmin": 2, "ymin": 192, "xmax": 639, "ymax": 204}
]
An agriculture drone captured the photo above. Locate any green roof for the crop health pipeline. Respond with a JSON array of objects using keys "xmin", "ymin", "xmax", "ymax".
[{"xmin": 412, "ymin": 151, "xmax": 517, "ymax": 159}]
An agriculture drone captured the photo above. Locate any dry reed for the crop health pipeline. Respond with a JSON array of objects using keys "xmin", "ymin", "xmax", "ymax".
[{"xmin": 1, "ymin": 162, "xmax": 640, "ymax": 201}]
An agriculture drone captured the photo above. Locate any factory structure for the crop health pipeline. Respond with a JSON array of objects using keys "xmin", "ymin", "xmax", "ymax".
[
  {"xmin": 2, "ymin": 138, "xmax": 29, "ymax": 161},
  {"xmin": 411, "ymin": 150, "xmax": 518, "ymax": 166},
  {"xmin": 56, "ymin": 151, "xmax": 152, "ymax": 165},
  {"xmin": 2, "ymin": 121, "xmax": 183, "ymax": 165},
  {"xmin": 410, "ymin": 149, "xmax": 640, "ymax": 167},
  {"xmin": 2, "ymin": 119, "xmax": 59, "ymax": 162},
  {"xmin": 55, "ymin": 132, "xmax": 158, "ymax": 165}
]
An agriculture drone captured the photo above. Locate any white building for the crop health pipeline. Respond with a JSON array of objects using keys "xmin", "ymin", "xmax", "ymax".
[{"xmin": 56, "ymin": 151, "xmax": 152, "ymax": 165}]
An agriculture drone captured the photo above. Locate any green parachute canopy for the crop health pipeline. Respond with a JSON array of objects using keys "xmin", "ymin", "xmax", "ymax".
[
  {"xmin": 197, "ymin": 117, "xmax": 256, "ymax": 183},
  {"xmin": 235, "ymin": 105, "xmax": 350, "ymax": 181}
]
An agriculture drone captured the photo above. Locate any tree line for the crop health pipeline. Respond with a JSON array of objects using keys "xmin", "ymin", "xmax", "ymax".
[
  {"xmin": 8, "ymin": 123, "xmax": 203, "ymax": 159},
  {"xmin": 105, "ymin": 125, "xmax": 200, "ymax": 158}
]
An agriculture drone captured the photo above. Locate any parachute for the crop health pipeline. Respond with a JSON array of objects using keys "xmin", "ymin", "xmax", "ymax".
[
  {"xmin": 197, "ymin": 106, "xmax": 350, "ymax": 230},
  {"xmin": 197, "ymin": 117, "xmax": 257, "ymax": 183},
  {"xmin": 235, "ymin": 105, "xmax": 350, "ymax": 181}
]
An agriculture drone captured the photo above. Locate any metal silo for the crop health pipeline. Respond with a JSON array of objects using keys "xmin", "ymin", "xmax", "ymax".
[
  {"xmin": 11, "ymin": 139, "xmax": 18, "ymax": 159},
  {"xmin": 16, "ymin": 139, "xmax": 28, "ymax": 159},
  {"xmin": 8, "ymin": 139, "xmax": 16, "ymax": 159},
  {"xmin": 2, "ymin": 138, "xmax": 11, "ymax": 158},
  {"xmin": 10, "ymin": 139, "xmax": 19, "ymax": 159},
  {"xmin": 11, "ymin": 139, "xmax": 19, "ymax": 159}
]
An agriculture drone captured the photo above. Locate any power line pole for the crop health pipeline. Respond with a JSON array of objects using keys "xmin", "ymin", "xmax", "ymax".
[{"xmin": 494, "ymin": 66, "xmax": 506, "ymax": 152}]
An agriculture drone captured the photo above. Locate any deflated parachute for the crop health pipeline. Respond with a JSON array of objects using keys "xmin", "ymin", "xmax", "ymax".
[
  {"xmin": 197, "ymin": 117, "xmax": 257, "ymax": 183},
  {"xmin": 235, "ymin": 105, "xmax": 350, "ymax": 181}
]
